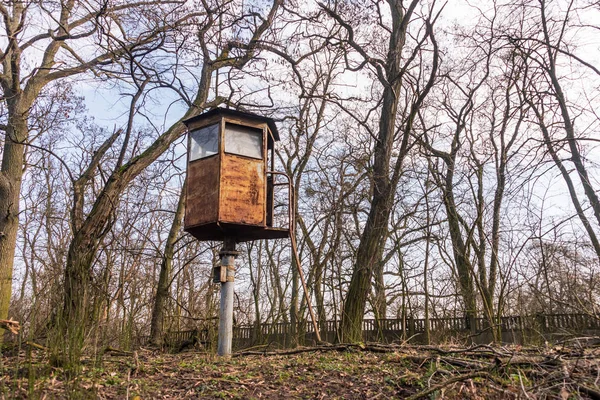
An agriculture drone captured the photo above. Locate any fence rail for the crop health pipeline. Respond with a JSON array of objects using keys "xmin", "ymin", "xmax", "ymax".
[{"xmin": 161, "ymin": 313, "xmax": 600, "ymax": 349}]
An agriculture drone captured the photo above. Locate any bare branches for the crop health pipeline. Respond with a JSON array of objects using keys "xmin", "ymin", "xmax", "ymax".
[{"xmin": 317, "ymin": 2, "xmax": 389, "ymax": 86}]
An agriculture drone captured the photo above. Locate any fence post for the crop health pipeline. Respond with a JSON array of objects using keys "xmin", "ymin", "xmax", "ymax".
[
  {"xmin": 536, "ymin": 313, "xmax": 547, "ymax": 334},
  {"xmin": 467, "ymin": 315, "xmax": 477, "ymax": 335}
]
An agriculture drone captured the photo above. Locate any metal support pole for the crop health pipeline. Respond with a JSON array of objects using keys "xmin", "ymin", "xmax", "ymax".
[{"xmin": 218, "ymin": 238, "xmax": 238, "ymax": 357}]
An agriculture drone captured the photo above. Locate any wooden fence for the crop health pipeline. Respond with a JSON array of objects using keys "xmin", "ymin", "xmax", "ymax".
[{"xmin": 161, "ymin": 313, "xmax": 600, "ymax": 350}]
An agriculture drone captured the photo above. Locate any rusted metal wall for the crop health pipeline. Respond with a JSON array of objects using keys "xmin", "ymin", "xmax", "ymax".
[
  {"xmin": 219, "ymin": 154, "xmax": 265, "ymax": 226},
  {"xmin": 185, "ymin": 155, "xmax": 220, "ymax": 228}
]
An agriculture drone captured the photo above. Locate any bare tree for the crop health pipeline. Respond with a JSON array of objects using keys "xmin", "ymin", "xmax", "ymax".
[
  {"xmin": 316, "ymin": 0, "xmax": 440, "ymax": 342},
  {"xmin": 0, "ymin": 0, "xmax": 199, "ymax": 342},
  {"xmin": 509, "ymin": 0, "xmax": 600, "ymax": 261},
  {"xmin": 149, "ymin": 178, "xmax": 186, "ymax": 345},
  {"xmin": 45, "ymin": 0, "xmax": 283, "ymax": 365}
]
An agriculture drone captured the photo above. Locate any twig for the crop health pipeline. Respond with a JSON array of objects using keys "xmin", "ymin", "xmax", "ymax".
[
  {"xmin": 517, "ymin": 370, "xmax": 532, "ymax": 399},
  {"xmin": 126, "ymin": 369, "xmax": 131, "ymax": 399},
  {"xmin": 440, "ymin": 356, "xmax": 490, "ymax": 369},
  {"xmin": 415, "ymin": 343, "xmax": 511, "ymax": 357},
  {"xmin": 405, "ymin": 370, "xmax": 501, "ymax": 400},
  {"xmin": 234, "ymin": 344, "xmax": 350, "ymax": 357},
  {"xmin": 579, "ymin": 385, "xmax": 600, "ymax": 400},
  {"xmin": 234, "ymin": 343, "xmax": 271, "ymax": 353},
  {"xmin": 181, "ymin": 376, "xmax": 250, "ymax": 385},
  {"xmin": 132, "ymin": 350, "xmax": 140, "ymax": 374},
  {"xmin": 459, "ymin": 324, "xmax": 501, "ymax": 342},
  {"xmin": 25, "ymin": 341, "xmax": 48, "ymax": 351},
  {"xmin": 397, "ymin": 333, "xmax": 423, "ymax": 345}
]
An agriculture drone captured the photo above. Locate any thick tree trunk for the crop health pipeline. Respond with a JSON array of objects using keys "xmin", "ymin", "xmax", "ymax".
[
  {"xmin": 339, "ymin": 1, "xmax": 404, "ymax": 338},
  {"xmin": 0, "ymin": 112, "xmax": 28, "ymax": 343},
  {"xmin": 57, "ymin": 235, "xmax": 98, "ymax": 364},
  {"xmin": 55, "ymin": 175, "xmax": 129, "ymax": 366},
  {"xmin": 372, "ymin": 266, "xmax": 387, "ymax": 321},
  {"xmin": 339, "ymin": 0, "xmax": 434, "ymax": 343},
  {"xmin": 150, "ymin": 179, "xmax": 187, "ymax": 345},
  {"xmin": 0, "ymin": 7, "xmax": 36, "ymax": 344},
  {"xmin": 443, "ymin": 159, "xmax": 477, "ymax": 321},
  {"xmin": 341, "ymin": 181, "xmax": 395, "ymax": 342}
]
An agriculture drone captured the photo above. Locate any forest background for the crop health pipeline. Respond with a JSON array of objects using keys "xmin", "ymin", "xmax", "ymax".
[{"xmin": 1, "ymin": 0, "xmax": 600, "ymax": 363}]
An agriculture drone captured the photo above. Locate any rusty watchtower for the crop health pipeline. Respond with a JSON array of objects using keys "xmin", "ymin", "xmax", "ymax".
[
  {"xmin": 183, "ymin": 108, "xmax": 320, "ymax": 356},
  {"xmin": 183, "ymin": 108, "xmax": 290, "ymax": 242}
]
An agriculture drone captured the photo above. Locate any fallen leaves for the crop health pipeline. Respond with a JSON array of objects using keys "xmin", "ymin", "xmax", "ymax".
[{"xmin": 3, "ymin": 341, "xmax": 600, "ymax": 399}]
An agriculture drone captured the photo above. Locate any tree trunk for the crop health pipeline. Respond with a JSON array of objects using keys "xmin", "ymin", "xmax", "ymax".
[
  {"xmin": 442, "ymin": 158, "xmax": 477, "ymax": 321},
  {"xmin": 539, "ymin": 1, "xmax": 600, "ymax": 234},
  {"xmin": 313, "ymin": 260, "xmax": 327, "ymax": 335},
  {"xmin": 150, "ymin": 179, "xmax": 187, "ymax": 345},
  {"xmin": 0, "ymin": 112, "xmax": 28, "ymax": 343},
  {"xmin": 57, "ymin": 231, "xmax": 99, "ymax": 366},
  {"xmin": 339, "ymin": 0, "xmax": 406, "ymax": 338},
  {"xmin": 373, "ymin": 264, "xmax": 387, "ymax": 322},
  {"xmin": 342, "ymin": 187, "xmax": 395, "ymax": 342},
  {"xmin": 424, "ymin": 178, "xmax": 432, "ymax": 345},
  {"xmin": 528, "ymin": 100, "xmax": 600, "ymax": 262},
  {"xmin": 339, "ymin": 0, "xmax": 436, "ymax": 343},
  {"xmin": 290, "ymin": 236, "xmax": 300, "ymax": 346}
]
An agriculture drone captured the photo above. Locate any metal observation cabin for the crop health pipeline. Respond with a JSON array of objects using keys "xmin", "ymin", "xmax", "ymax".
[{"xmin": 183, "ymin": 108, "xmax": 291, "ymax": 243}]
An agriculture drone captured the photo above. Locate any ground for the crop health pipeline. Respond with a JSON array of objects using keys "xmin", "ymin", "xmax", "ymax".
[{"xmin": 2, "ymin": 342, "xmax": 600, "ymax": 399}]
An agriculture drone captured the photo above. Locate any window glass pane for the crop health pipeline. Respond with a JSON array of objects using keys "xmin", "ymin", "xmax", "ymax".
[
  {"xmin": 224, "ymin": 123, "xmax": 263, "ymax": 159},
  {"xmin": 189, "ymin": 123, "xmax": 219, "ymax": 161}
]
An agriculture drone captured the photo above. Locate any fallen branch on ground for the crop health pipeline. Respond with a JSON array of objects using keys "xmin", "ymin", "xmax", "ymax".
[
  {"xmin": 405, "ymin": 370, "xmax": 506, "ymax": 400},
  {"xmin": 233, "ymin": 343, "xmax": 398, "ymax": 357},
  {"xmin": 25, "ymin": 341, "xmax": 48, "ymax": 351},
  {"xmin": 103, "ymin": 346, "xmax": 134, "ymax": 356},
  {"xmin": 0, "ymin": 319, "xmax": 20, "ymax": 334}
]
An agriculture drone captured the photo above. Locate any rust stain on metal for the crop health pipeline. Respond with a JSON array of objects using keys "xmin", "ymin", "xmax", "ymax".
[
  {"xmin": 219, "ymin": 154, "xmax": 265, "ymax": 226},
  {"xmin": 185, "ymin": 155, "xmax": 220, "ymax": 228}
]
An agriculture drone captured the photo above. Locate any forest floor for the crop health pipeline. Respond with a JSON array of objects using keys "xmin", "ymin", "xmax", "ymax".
[{"xmin": 2, "ymin": 341, "xmax": 600, "ymax": 399}]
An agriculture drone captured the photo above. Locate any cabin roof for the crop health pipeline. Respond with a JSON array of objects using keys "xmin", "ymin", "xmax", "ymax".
[{"xmin": 183, "ymin": 108, "xmax": 280, "ymax": 141}]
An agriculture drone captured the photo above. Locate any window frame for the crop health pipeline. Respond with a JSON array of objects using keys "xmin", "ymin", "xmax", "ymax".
[
  {"xmin": 223, "ymin": 122, "xmax": 265, "ymax": 160},
  {"xmin": 188, "ymin": 122, "xmax": 220, "ymax": 162}
]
